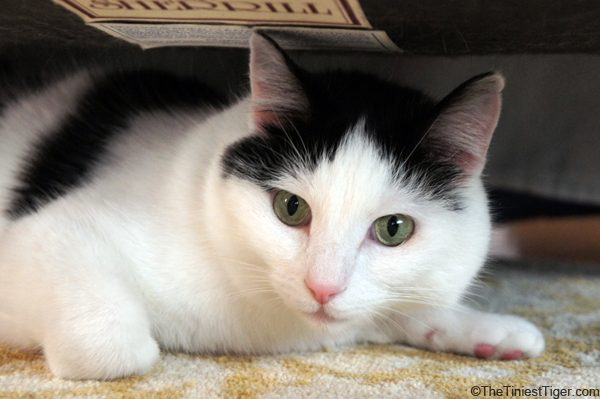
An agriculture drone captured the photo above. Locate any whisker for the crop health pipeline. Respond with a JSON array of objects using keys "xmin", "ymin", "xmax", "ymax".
[
  {"xmin": 280, "ymin": 113, "xmax": 309, "ymax": 162},
  {"xmin": 274, "ymin": 116, "xmax": 305, "ymax": 168},
  {"xmin": 370, "ymin": 309, "xmax": 409, "ymax": 338},
  {"xmin": 376, "ymin": 305, "xmax": 434, "ymax": 332}
]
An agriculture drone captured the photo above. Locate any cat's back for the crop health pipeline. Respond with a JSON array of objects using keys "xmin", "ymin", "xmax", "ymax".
[{"xmin": 0, "ymin": 69, "xmax": 224, "ymax": 227}]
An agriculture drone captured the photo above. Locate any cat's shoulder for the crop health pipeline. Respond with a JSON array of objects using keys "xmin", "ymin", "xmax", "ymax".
[{"xmin": 1, "ymin": 67, "xmax": 226, "ymax": 114}]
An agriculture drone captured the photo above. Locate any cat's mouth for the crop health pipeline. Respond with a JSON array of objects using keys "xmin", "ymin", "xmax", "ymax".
[{"xmin": 305, "ymin": 308, "xmax": 344, "ymax": 324}]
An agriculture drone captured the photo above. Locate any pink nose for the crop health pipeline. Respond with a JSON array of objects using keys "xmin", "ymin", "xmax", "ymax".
[{"xmin": 305, "ymin": 280, "xmax": 346, "ymax": 304}]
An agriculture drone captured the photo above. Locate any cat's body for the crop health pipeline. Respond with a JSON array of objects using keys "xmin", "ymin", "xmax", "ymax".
[{"xmin": 0, "ymin": 34, "xmax": 544, "ymax": 380}]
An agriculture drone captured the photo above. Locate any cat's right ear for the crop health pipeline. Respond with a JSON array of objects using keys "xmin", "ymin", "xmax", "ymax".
[
  {"xmin": 249, "ymin": 32, "xmax": 309, "ymax": 132},
  {"xmin": 424, "ymin": 72, "xmax": 504, "ymax": 176}
]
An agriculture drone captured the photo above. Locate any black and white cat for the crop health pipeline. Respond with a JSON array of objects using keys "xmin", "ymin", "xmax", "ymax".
[{"xmin": 0, "ymin": 33, "xmax": 544, "ymax": 380}]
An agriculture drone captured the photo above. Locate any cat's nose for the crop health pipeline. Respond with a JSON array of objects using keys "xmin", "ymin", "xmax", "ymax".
[{"xmin": 304, "ymin": 279, "xmax": 346, "ymax": 305}]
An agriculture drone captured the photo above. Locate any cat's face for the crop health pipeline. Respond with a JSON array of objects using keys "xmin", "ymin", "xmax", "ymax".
[{"xmin": 216, "ymin": 33, "xmax": 503, "ymax": 329}]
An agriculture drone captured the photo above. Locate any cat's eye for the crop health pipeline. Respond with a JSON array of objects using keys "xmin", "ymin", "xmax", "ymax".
[
  {"xmin": 273, "ymin": 190, "xmax": 311, "ymax": 226},
  {"xmin": 372, "ymin": 214, "xmax": 414, "ymax": 247}
]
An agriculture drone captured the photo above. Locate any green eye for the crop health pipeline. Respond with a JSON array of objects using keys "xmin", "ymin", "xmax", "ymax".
[
  {"xmin": 372, "ymin": 214, "xmax": 414, "ymax": 247},
  {"xmin": 273, "ymin": 190, "xmax": 311, "ymax": 226}
]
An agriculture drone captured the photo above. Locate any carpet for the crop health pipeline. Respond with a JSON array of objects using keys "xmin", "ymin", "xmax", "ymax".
[{"xmin": 1, "ymin": 261, "xmax": 599, "ymax": 398}]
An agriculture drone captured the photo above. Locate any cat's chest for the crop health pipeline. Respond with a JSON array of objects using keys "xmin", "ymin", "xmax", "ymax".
[{"xmin": 145, "ymin": 276, "xmax": 361, "ymax": 353}]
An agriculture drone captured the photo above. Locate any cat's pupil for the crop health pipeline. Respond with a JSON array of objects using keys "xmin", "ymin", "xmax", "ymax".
[
  {"xmin": 287, "ymin": 195, "xmax": 299, "ymax": 216},
  {"xmin": 387, "ymin": 216, "xmax": 399, "ymax": 237}
]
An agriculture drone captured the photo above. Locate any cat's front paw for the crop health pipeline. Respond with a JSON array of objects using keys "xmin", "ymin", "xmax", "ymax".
[
  {"xmin": 399, "ymin": 308, "xmax": 545, "ymax": 361},
  {"xmin": 45, "ymin": 332, "xmax": 160, "ymax": 380},
  {"xmin": 467, "ymin": 314, "xmax": 545, "ymax": 360},
  {"xmin": 43, "ymin": 313, "xmax": 160, "ymax": 381}
]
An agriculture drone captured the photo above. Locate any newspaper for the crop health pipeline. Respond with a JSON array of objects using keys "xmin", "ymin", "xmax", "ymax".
[
  {"xmin": 94, "ymin": 24, "xmax": 400, "ymax": 51},
  {"xmin": 54, "ymin": 0, "xmax": 401, "ymax": 51},
  {"xmin": 54, "ymin": 0, "xmax": 371, "ymax": 27}
]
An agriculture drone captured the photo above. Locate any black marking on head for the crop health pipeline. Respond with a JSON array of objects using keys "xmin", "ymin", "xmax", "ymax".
[
  {"xmin": 7, "ymin": 70, "xmax": 224, "ymax": 219},
  {"xmin": 222, "ymin": 68, "xmax": 466, "ymax": 210}
]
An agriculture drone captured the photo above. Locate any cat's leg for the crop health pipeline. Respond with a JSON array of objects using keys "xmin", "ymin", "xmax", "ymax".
[
  {"xmin": 0, "ymin": 216, "xmax": 160, "ymax": 380},
  {"xmin": 42, "ymin": 278, "xmax": 160, "ymax": 380},
  {"xmin": 379, "ymin": 306, "xmax": 544, "ymax": 360}
]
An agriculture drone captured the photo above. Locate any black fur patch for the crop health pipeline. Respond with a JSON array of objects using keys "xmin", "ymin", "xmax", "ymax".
[
  {"xmin": 7, "ymin": 70, "xmax": 224, "ymax": 218},
  {"xmin": 0, "ymin": 66, "xmax": 52, "ymax": 116},
  {"xmin": 222, "ymin": 70, "xmax": 464, "ymax": 210}
]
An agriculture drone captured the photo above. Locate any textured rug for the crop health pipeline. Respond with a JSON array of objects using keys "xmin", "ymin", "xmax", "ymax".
[{"xmin": 1, "ymin": 261, "xmax": 599, "ymax": 399}]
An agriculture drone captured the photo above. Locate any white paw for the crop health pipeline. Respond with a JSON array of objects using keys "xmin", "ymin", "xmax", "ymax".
[
  {"xmin": 405, "ymin": 309, "xmax": 545, "ymax": 361},
  {"xmin": 44, "ymin": 322, "xmax": 160, "ymax": 380},
  {"xmin": 466, "ymin": 314, "xmax": 545, "ymax": 360}
]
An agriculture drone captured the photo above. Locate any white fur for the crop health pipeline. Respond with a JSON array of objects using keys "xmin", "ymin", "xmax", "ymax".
[{"xmin": 0, "ymin": 76, "xmax": 544, "ymax": 380}]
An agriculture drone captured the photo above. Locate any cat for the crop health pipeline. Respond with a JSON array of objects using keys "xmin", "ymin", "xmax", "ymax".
[{"xmin": 0, "ymin": 32, "xmax": 544, "ymax": 380}]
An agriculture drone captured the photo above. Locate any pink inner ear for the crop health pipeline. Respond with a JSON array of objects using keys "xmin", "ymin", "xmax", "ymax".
[
  {"xmin": 439, "ymin": 88, "xmax": 502, "ymax": 175},
  {"xmin": 248, "ymin": 33, "xmax": 309, "ymax": 132},
  {"xmin": 428, "ymin": 73, "xmax": 504, "ymax": 176},
  {"xmin": 454, "ymin": 150, "xmax": 483, "ymax": 174},
  {"xmin": 251, "ymin": 83, "xmax": 280, "ymax": 130},
  {"xmin": 464, "ymin": 93, "xmax": 501, "ymax": 174},
  {"xmin": 253, "ymin": 110, "xmax": 278, "ymax": 130},
  {"xmin": 250, "ymin": 83, "xmax": 307, "ymax": 132}
]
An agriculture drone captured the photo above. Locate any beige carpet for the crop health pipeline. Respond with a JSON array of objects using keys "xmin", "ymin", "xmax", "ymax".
[{"xmin": 1, "ymin": 261, "xmax": 599, "ymax": 398}]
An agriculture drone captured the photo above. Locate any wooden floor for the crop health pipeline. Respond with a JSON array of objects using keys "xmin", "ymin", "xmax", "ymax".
[{"xmin": 491, "ymin": 216, "xmax": 600, "ymax": 263}]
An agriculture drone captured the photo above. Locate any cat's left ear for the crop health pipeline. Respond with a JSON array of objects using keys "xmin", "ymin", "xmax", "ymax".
[
  {"xmin": 249, "ymin": 32, "xmax": 309, "ymax": 132},
  {"xmin": 425, "ymin": 72, "xmax": 504, "ymax": 176}
]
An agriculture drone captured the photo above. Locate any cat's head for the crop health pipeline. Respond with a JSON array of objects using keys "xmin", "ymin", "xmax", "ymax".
[{"xmin": 214, "ymin": 33, "xmax": 503, "ymax": 329}]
